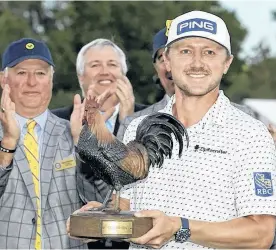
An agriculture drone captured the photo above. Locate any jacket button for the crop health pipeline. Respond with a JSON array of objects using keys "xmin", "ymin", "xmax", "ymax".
[{"xmin": 32, "ymin": 218, "xmax": 36, "ymax": 224}]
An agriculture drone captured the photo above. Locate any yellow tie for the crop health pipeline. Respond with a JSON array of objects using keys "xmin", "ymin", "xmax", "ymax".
[{"xmin": 24, "ymin": 119, "xmax": 41, "ymax": 249}]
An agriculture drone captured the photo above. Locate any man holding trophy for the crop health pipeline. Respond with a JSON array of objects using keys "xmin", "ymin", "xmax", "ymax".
[{"xmin": 68, "ymin": 10, "xmax": 276, "ymax": 249}]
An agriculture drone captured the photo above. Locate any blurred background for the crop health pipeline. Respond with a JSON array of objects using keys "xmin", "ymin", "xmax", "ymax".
[{"xmin": 0, "ymin": 1, "xmax": 276, "ymax": 124}]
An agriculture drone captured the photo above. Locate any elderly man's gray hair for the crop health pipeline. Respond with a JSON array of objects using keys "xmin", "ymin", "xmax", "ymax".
[{"xmin": 76, "ymin": 38, "xmax": 128, "ymax": 76}]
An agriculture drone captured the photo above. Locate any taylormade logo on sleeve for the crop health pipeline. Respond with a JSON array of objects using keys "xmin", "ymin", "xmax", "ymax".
[{"xmin": 177, "ymin": 18, "xmax": 217, "ymax": 35}]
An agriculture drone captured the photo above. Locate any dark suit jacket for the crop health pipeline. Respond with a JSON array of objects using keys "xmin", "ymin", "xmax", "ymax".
[
  {"xmin": 52, "ymin": 103, "xmax": 147, "ymax": 249},
  {"xmin": 117, "ymin": 95, "xmax": 169, "ymax": 141},
  {"xmin": 52, "ymin": 103, "xmax": 147, "ymax": 136}
]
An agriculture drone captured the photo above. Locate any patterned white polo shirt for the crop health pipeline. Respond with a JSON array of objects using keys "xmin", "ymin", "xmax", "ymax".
[{"xmin": 121, "ymin": 91, "xmax": 276, "ymax": 249}]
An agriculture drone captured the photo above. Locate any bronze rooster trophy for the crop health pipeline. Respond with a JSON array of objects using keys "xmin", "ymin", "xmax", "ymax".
[{"xmin": 69, "ymin": 96, "xmax": 189, "ymax": 239}]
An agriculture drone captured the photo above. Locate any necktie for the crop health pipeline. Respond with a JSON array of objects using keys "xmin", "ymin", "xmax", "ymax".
[{"xmin": 24, "ymin": 119, "xmax": 41, "ymax": 249}]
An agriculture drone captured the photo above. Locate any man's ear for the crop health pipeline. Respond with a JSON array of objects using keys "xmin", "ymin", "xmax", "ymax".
[
  {"xmin": 77, "ymin": 74, "xmax": 83, "ymax": 84},
  {"xmin": 224, "ymin": 55, "xmax": 234, "ymax": 74},
  {"xmin": 0, "ymin": 71, "xmax": 4, "ymax": 90},
  {"xmin": 153, "ymin": 62, "xmax": 157, "ymax": 71},
  {"xmin": 163, "ymin": 50, "xmax": 171, "ymax": 72},
  {"xmin": 78, "ymin": 74, "xmax": 86, "ymax": 92}
]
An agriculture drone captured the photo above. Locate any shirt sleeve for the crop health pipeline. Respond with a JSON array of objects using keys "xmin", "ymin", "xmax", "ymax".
[{"xmin": 234, "ymin": 122, "xmax": 276, "ymax": 217}]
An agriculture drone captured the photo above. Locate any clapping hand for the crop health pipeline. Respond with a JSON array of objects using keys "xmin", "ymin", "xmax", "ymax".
[
  {"xmin": 0, "ymin": 81, "xmax": 20, "ymax": 149},
  {"xmin": 116, "ymin": 76, "xmax": 135, "ymax": 122}
]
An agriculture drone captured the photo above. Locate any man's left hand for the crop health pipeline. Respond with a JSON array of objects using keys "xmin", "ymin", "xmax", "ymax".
[
  {"xmin": 130, "ymin": 210, "xmax": 181, "ymax": 249},
  {"xmin": 116, "ymin": 76, "xmax": 135, "ymax": 122}
]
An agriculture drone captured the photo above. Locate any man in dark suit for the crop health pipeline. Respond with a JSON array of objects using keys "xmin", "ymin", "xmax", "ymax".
[
  {"xmin": 52, "ymin": 38, "xmax": 147, "ymax": 136},
  {"xmin": 117, "ymin": 27, "xmax": 174, "ymax": 141},
  {"xmin": 53, "ymin": 38, "xmax": 147, "ymax": 249}
]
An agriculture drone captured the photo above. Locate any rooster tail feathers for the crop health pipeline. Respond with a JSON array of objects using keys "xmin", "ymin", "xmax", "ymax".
[{"xmin": 135, "ymin": 112, "xmax": 189, "ymax": 168}]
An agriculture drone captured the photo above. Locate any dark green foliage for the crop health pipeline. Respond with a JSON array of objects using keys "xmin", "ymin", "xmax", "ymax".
[{"xmin": 2, "ymin": 1, "xmax": 273, "ymax": 109}]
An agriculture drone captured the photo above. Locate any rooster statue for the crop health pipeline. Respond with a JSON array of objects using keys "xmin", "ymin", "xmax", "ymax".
[{"xmin": 76, "ymin": 96, "xmax": 189, "ymax": 212}]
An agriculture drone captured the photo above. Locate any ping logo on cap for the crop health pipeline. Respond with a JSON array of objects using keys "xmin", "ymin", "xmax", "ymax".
[
  {"xmin": 26, "ymin": 43, "xmax": 35, "ymax": 50},
  {"xmin": 177, "ymin": 18, "xmax": 217, "ymax": 35}
]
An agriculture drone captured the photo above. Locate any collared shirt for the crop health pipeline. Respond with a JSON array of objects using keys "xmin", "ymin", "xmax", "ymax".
[
  {"xmin": 16, "ymin": 110, "xmax": 48, "ymax": 248},
  {"xmin": 100, "ymin": 104, "xmax": 119, "ymax": 133},
  {"xmin": 164, "ymin": 94, "xmax": 171, "ymax": 103},
  {"xmin": 121, "ymin": 91, "xmax": 276, "ymax": 249},
  {"xmin": 0, "ymin": 110, "xmax": 47, "ymax": 171}
]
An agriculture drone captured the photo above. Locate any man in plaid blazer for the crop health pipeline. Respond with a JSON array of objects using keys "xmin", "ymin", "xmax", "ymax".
[{"xmin": 0, "ymin": 38, "xmax": 103, "ymax": 249}]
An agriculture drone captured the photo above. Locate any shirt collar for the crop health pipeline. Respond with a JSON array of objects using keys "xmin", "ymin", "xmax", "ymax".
[
  {"xmin": 99, "ymin": 104, "xmax": 120, "ymax": 133},
  {"xmin": 16, "ymin": 109, "xmax": 48, "ymax": 131},
  {"xmin": 111, "ymin": 104, "xmax": 120, "ymax": 121},
  {"xmin": 162, "ymin": 90, "xmax": 230, "ymax": 130},
  {"xmin": 164, "ymin": 94, "xmax": 171, "ymax": 102},
  {"xmin": 100, "ymin": 104, "xmax": 119, "ymax": 122},
  {"xmin": 205, "ymin": 90, "xmax": 229, "ymax": 126}
]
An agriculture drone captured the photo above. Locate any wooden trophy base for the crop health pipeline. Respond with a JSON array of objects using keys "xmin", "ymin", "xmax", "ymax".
[{"xmin": 70, "ymin": 210, "xmax": 153, "ymax": 239}]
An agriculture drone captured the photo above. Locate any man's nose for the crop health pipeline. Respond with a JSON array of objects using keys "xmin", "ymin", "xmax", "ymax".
[
  {"xmin": 190, "ymin": 53, "xmax": 204, "ymax": 68},
  {"xmin": 99, "ymin": 64, "xmax": 109, "ymax": 75},
  {"xmin": 26, "ymin": 73, "xmax": 37, "ymax": 86}
]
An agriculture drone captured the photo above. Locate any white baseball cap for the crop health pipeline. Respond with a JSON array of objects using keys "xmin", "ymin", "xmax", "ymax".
[{"xmin": 166, "ymin": 10, "xmax": 231, "ymax": 54}]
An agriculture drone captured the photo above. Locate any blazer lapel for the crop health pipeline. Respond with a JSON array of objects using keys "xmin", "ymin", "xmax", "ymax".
[
  {"xmin": 14, "ymin": 143, "xmax": 38, "ymax": 210},
  {"xmin": 113, "ymin": 115, "xmax": 120, "ymax": 136},
  {"xmin": 113, "ymin": 103, "xmax": 148, "ymax": 136},
  {"xmin": 156, "ymin": 95, "xmax": 169, "ymax": 111},
  {"xmin": 40, "ymin": 112, "xmax": 67, "ymax": 211}
]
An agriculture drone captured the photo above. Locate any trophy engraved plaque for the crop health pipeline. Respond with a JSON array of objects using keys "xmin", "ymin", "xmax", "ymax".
[
  {"xmin": 69, "ymin": 95, "xmax": 187, "ymax": 239},
  {"xmin": 70, "ymin": 211, "xmax": 153, "ymax": 239}
]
